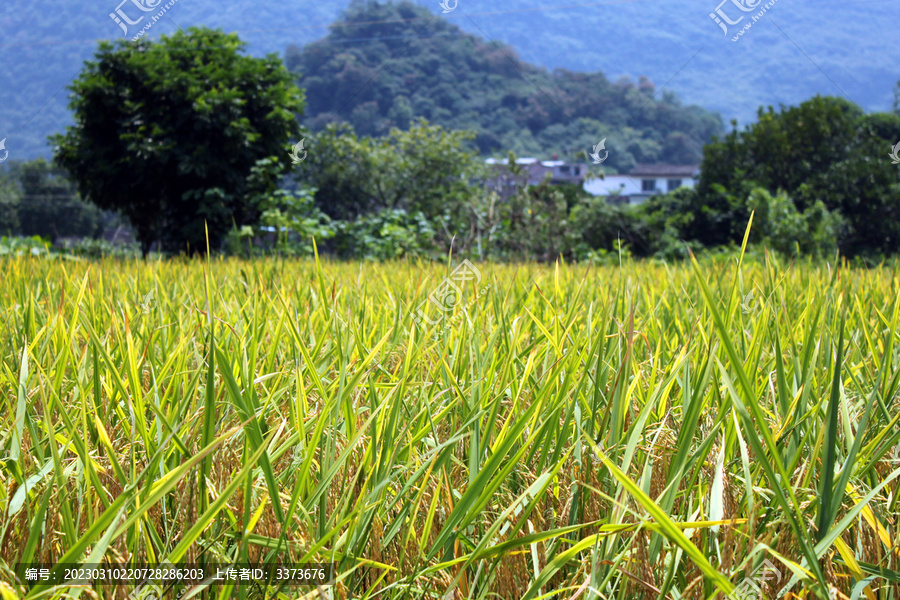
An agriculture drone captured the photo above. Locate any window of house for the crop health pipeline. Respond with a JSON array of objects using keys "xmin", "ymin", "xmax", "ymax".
[
  {"xmin": 667, "ymin": 179, "xmax": 683, "ymax": 192},
  {"xmin": 642, "ymin": 179, "xmax": 657, "ymax": 192},
  {"xmin": 559, "ymin": 166, "xmax": 571, "ymax": 175},
  {"xmin": 574, "ymin": 167, "xmax": 581, "ymax": 176}
]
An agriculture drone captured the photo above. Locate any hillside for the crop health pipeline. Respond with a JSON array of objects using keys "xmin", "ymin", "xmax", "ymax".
[
  {"xmin": 1, "ymin": 0, "xmax": 897, "ymax": 160},
  {"xmin": 287, "ymin": 2, "xmax": 722, "ymax": 170}
]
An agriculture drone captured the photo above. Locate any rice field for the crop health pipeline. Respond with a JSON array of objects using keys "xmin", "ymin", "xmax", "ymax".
[{"xmin": 1, "ymin": 244, "xmax": 899, "ymax": 600}]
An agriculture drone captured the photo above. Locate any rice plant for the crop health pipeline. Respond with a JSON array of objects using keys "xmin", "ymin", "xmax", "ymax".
[{"xmin": 1, "ymin": 241, "xmax": 899, "ymax": 600}]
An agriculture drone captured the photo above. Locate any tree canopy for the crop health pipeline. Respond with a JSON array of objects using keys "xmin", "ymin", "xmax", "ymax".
[
  {"xmin": 297, "ymin": 120, "xmax": 484, "ymax": 220},
  {"xmin": 690, "ymin": 96, "xmax": 900, "ymax": 256},
  {"xmin": 52, "ymin": 28, "xmax": 304, "ymax": 255}
]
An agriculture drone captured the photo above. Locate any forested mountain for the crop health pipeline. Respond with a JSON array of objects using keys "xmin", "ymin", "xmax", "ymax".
[
  {"xmin": 287, "ymin": 2, "xmax": 722, "ymax": 169},
  {"xmin": 1, "ymin": 0, "xmax": 897, "ymax": 160}
]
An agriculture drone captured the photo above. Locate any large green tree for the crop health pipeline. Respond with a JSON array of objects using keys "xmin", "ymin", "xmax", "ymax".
[
  {"xmin": 692, "ymin": 96, "xmax": 900, "ymax": 256},
  {"xmin": 53, "ymin": 28, "xmax": 304, "ymax": 255}
]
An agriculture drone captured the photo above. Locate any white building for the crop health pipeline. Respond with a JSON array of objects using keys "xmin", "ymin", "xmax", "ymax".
[
  {"xmin": 485, "ymin": 159, "xmax": 700, "ymax": 205},
  {"xmin": 583, "ymin": 174, "xmax": 642, "ymax": 199},
  {"xmin": 584, "ymin": 164, "xmax": 700, "ymax": 204}
]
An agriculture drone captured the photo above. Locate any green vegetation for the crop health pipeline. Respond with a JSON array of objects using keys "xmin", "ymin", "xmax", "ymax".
[
  {"xmin": 0, "ymin": 235, "xmax": 140, "ymax": 260},
  {"xmin": 1, "ymin": 246, "xmax": 899, "ymax": 599},
  {"xmin": 299, "ymin": 120, "xmax": 483, "ymax": 222},
  {"xmin": 287, "ymin": 2, "xmax": 723, "ymax": 170},
  {"xmin": 689, "ymin": 97, "xmax": 900, "ymax": 257},
  {"xmin": 52, "ymin": 28, "xmax": 304, "ymax": 256},
  {"xmin": 285, "ymin": 94, "xmax": 899, "ymax": 263},
  {"xmin": 617, "ymin": 97, "xmax": 900, "ymax": 260},
  {"xmin": 5, "ymin": 91, "xmax": 898, "ymax": 262},
  {"xmin": 0, "ymin": 159, "xmax": 104, "ymax": 241}
]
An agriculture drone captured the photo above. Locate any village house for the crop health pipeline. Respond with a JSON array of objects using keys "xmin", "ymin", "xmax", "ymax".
[
  {"xmin": 583, "ymin": 164, "xmax": 700, "ymax": 204},
  {"xmin": 486, "ymin": 159, "xmax": 699, "ymax": 205}
]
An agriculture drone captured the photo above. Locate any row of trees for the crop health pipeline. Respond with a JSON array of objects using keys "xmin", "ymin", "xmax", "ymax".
[
  {"xmin": 1, "ymin": 25, "xmax": 898, "ymax": 261},
  {"xmin": 244, "ymin": 94, "xmax": 900, "ymax": 262},
  {"xmin": 244, "ymin": 96, "xmax": 899, "ymax": 262}
]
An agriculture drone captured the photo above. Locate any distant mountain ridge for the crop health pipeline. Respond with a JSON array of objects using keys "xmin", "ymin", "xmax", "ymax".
[
  {"xmin": 287, "ymin": 1, "xmax": 722, "ymax": 171},
  {"xmin": 1, "ymin": 0, "xmax": 897, "ymax": 160}
]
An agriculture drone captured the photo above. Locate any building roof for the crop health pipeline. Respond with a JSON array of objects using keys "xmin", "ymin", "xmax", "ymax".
[
  {"xmin": 485, "ymin": 157, "xmax": 540, "ymax": 165},
  {"xmin": 630, "ymin": 164, "xmax": 700, "ymax": 177}
]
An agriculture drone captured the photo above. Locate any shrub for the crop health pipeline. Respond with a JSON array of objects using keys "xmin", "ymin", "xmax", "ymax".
[
  {"xmin": 0, "ymin": 235, "xmax": 52, "ymax": 257},
  {"xmin": 330, "ymin": 209, "xmax": 435, "ymax": 260},
  {"xmin": 747, "ymin": 188, "xmax": 842, "ymax": 257},
  {"xmin": 54, "ymin": 237, "xmax": 141, "ymax": 259}
]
